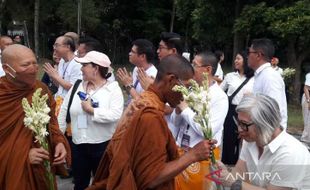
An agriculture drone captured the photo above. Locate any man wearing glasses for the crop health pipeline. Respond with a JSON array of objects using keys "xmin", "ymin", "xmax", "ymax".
[
  {"xmin": 43, "ymin": 35, "xmax": 82, "ymax": 99},
  {"xmin": 170, "ymin": 51, "xmax": 228, "ymax": 189},
  {"xmin": 247, "ymin": 38, "xmax": 287, "ymax": 129},
  {"xmin": 216, "ymin": 94, "xmax": 310, "ymax": 190},
  {"xmin": 116, "ymin": 39, "xmax": 157, "ymax": 103}
]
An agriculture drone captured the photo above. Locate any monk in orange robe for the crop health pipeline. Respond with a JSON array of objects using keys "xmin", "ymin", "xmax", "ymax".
[
  {"xmin": 0, "ymin": 44, "xmax": 70, "ymax": 190},
  {"xmin": 87, "ymin": 55, "xmax": 216, "ymax": 190}
]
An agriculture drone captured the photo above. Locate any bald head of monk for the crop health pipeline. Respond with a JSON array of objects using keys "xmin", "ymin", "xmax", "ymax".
[
  {"xmin": 0, "ymin": 36, "xmax": 13, "ymax": 51},
  {"xmin": 155, "ymin": 54, "xmax": 194, "ymax": 108},
  {"xmin": 2, "ymin": 44, "xmax": 38, "ymax": 87}
]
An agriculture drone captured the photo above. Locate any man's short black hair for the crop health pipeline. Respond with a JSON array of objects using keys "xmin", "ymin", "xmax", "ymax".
[
  {"xmin": 197, "ymin": 51, "xmax": 218, "ymax": 76},
  {"xmin": 160, "ymin": 32, "xmax": 183, "ymax": 55},
  {"xmin": 251, "ymin": 38, "xmax": 275, "ymax": 62},
  {"xmin": 132, "ymin": 39, "xmax": 155, "ymax": 63},
  {"xmin": 79, "ymin": 36, "xmax": 103, "ymax": 53}
]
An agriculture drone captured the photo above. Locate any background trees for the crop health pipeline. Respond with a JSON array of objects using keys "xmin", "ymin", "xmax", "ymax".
[{"xmin": 1, "ymin": 0, "xmax": 309, "ymax": 104}]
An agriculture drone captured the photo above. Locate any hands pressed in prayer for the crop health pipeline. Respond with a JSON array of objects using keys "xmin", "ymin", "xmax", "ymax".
[
  {"xmin": 137, "ymin": 67, "xmax": 154, "ymax": 90},
  {"xmin": 43, "ymin": 62, "xmax": 59, "ymax": 79},
  {"xmin": 117, "ymin": 67, "xmax": 133, "ymax": 86},
  {"xmin": 176, "ymin": 100, "xmax": 188, "ymax": 113}
]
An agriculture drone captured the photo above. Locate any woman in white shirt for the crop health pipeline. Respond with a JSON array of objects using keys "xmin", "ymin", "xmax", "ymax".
[
  {"xmin": 58, "ymin": 51, "xmax": 124, "ymax": 190},
  {"xmin": 220, "ymin": 51, "xmax": 254, "ymax": 165},
  {"xmin": 301, "ymin": 72, "xmax": 310, "ymax": 145}
]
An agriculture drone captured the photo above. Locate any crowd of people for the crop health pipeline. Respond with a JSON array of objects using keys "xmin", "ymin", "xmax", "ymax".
[{"xmin": 0, "ymin": 32, "xmax": 310, "ymax": 190}]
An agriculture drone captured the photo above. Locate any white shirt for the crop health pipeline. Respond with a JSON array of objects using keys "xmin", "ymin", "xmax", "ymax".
[
  {"xmin": 273, "ymin": 66, "xmax": 283, "ymax": 76},
  {"xmin": 0, "ymin": 59, "xmax": 5, "ymax": 77},
  {"xmin": 305, "ymin": 73, "xmax": 310, "ymax": 86},
  {"xmin": 132, "ymin": 64, "xmax": 157, "ymax": 93},
  {"xmin": 253, "ymin": 63, "xmax": 287, "ymax": 129},
  {"xmin": 170, "ymin": 82, "xmax": 229, "ymax": 147},
  {"xmin": 55, "ymin": 58, "xmax": 82, "ymax": 98},
  {"xmin": 239, "ymin": 131, "xmax": 310, "ymax": 189},
  {"xmin": 220, "ymin": 72, "xmax": 254, "ymax": 105},
  {"xmin": 214, "ymin": 63, "xmax": 224, "ymax": 80},
  {"xmin": 58, "ymin": 81, "xmax": 124, "ymax": 144}
]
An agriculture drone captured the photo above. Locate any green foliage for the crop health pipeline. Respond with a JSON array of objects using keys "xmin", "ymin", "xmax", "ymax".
[
  {"xmin": 55, "ymin": 0, "xmax": 100, "ymax": 31},
  {"xmin": 234, "ymin": 0, "xmax": 310, "ymax": 39}
]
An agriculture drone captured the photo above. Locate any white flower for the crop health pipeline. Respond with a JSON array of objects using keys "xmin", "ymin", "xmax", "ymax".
[
  {"xmin": 43, "ymin": 107, "xmax": 50, "ymax": 114},
  {"xmin": 24, "ymin": 117, "xmax": 33, "ymax": 126},
  {"xmin": 40, "ymin": 127, "xmax": 49, "ymax": 137}
]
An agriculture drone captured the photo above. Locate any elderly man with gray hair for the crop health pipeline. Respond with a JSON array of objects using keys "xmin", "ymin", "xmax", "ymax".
[{"xmin": 216, "ymin": 94, "xmax": 310, "ymax": 190}]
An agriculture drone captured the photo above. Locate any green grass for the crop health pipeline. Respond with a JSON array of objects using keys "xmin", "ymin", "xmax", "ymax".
[{"xmin": 287, "ymin": 104, "xmax": 304, "ymax": 134}]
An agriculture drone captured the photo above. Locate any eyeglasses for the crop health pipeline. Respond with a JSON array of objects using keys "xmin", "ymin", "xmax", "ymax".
[
  {"xmin": 53, "ymin": 43, "xmax": 67, "ymax": 49},
  {"xmin": 192, "ymin": 63, "xmax": 206, "ymax": 68},
  {"xmin": 158, "ymin": 45, "xmax": 169, "ymax": 51},
  {"xmin": 247, "ymin": 51, "xmax": 258, "ymax": 55},
  {"xmin": 233, "ymin": 116, "xmax": 254, "ymax": 131}
]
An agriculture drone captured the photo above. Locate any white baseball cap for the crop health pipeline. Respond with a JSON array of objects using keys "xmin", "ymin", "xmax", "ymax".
[{"xmin": 75, "ymin": 51, "xmax": 111, "ymax": 68}]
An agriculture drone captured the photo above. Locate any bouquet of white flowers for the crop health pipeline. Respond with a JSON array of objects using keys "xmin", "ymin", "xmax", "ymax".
[
  {"xmin": 173, "ymin": 73, "xmax": 222, "ymax": 190},
  {"xmin": 281, "ymin": 67, "xmax": 296, "ymax": 80},
  {"xmin": 22, "ymin": 88, "xmax": 54, "ymax": 190}
]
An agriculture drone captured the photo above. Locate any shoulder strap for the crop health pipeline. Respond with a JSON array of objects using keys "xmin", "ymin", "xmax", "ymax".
[
  {"xmin": 228, "ymin": 77, "xmax": 251, "ymax": 103},
  {"xmin": 66, "ymin": 79, "xmax": 82, "ymax": 123}
]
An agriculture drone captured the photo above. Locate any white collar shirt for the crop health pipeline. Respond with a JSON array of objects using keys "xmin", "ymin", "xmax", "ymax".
[
  {"xmin": 58, "ymin": 81, "xmax": 124, "ymax": 144},
  {"xmin": 220, "ymin": 72, "xmax": 254, "ymax": 105},
  {"xmin": 55, "ymin": 58, "xmax": 82, "ymax": 98},
  {"xmin": 169, "ymin": 82, "xmax": 228, "ymax": 147},
  {"xmin": 273, "ymin": 66, "xmax": 283, "ymax": 76},
  {"xmin": 214, "ymin": 63, "xmax": 224, "ymax": 80},
  {"xmin": 239, "ymin": 131, "xmax": 310, "ymax": 189},
  {"xmin": 253, "ymin": 63, "xmax": 287, "ymax": 129}
]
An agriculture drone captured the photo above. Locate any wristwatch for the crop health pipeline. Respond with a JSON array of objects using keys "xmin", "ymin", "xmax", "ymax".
[
  {"xmin": 125, "ymin": 84, "xmax": 134, "ymax": 92},
  {"xmin": 231, "ymin": 179, "xmax": 242, "ymax": 190}
]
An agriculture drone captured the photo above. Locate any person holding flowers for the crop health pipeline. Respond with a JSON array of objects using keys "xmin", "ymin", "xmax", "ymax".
[
  {"xmin": 170, "ymin": 51, "xmax": 228, "ymax": 190},
  {"xmin": 216, "ymin": 94, "xmax": 310, "ymax": 189},
  {"xmin": 0, "ymin": 44, "xmax": 70, "ymax": 190},
  {"xmin": 87, "ymin": 55, "xmax": 216, "ymax": 190}
]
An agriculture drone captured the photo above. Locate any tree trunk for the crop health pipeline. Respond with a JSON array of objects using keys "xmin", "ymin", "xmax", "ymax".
[
  {"xmin": 34, "ymin": 0, "xmax": 39, "ymax": 56},
  {"xmin": 232, "ymin": 0, "xmax": 244, "ymax": 67},
  {"xmin": 286, "ymin": 37, "xmax": 301, "ymax": 105},
  {"xmin": 169, "ymin": 0, "xmax": 176, "ymax": 32}
]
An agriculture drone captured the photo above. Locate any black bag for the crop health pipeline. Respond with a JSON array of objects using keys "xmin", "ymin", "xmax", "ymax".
[{"xmin": 66, "ymin": 79, "xmax": 82, "ymax": 124}]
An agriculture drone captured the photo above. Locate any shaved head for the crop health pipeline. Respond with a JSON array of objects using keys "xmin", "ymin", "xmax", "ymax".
[
  {"xmin": 0, "ymin": 36, "xmax": 13, "ymax": 51},
  {"xmin": 2, "ymin": 44, "xmax": 35, "ymax": 65},
  {"xmin": 155, "ymin": 54, "xmax": 194, "ymax": 82}
]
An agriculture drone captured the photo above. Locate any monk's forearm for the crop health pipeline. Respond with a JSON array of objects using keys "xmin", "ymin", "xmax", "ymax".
[{"xmin": 147, "ymin": 152, "xmax": 195, "ymax": 188}]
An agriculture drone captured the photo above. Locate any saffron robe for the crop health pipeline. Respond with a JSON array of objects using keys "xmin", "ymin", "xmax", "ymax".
[
  {"xmin": 0, "ymin": 77, "xmax": 71, "ymax": 190},
  {"xmin": 87, "ymin": 85, "xmax": 179, "ymax": 190}
]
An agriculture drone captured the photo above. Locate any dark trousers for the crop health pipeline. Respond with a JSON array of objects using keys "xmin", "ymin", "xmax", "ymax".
[
  {"xmin": 72, "ymin": 141, "xmax": 110, "ymax": 190},
  {"xmin": 221, "ymin": 104, "xmax": 240, "ymax": 165}
]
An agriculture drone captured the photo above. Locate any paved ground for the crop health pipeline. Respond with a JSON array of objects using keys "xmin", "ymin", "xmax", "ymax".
[
  {"xmin": 56, "ymin": 133, "xmax": 310, "ymax": 190},
  {"xmin": 57, "ymin": 176, "xmax": 73, "ymax": 190}
]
